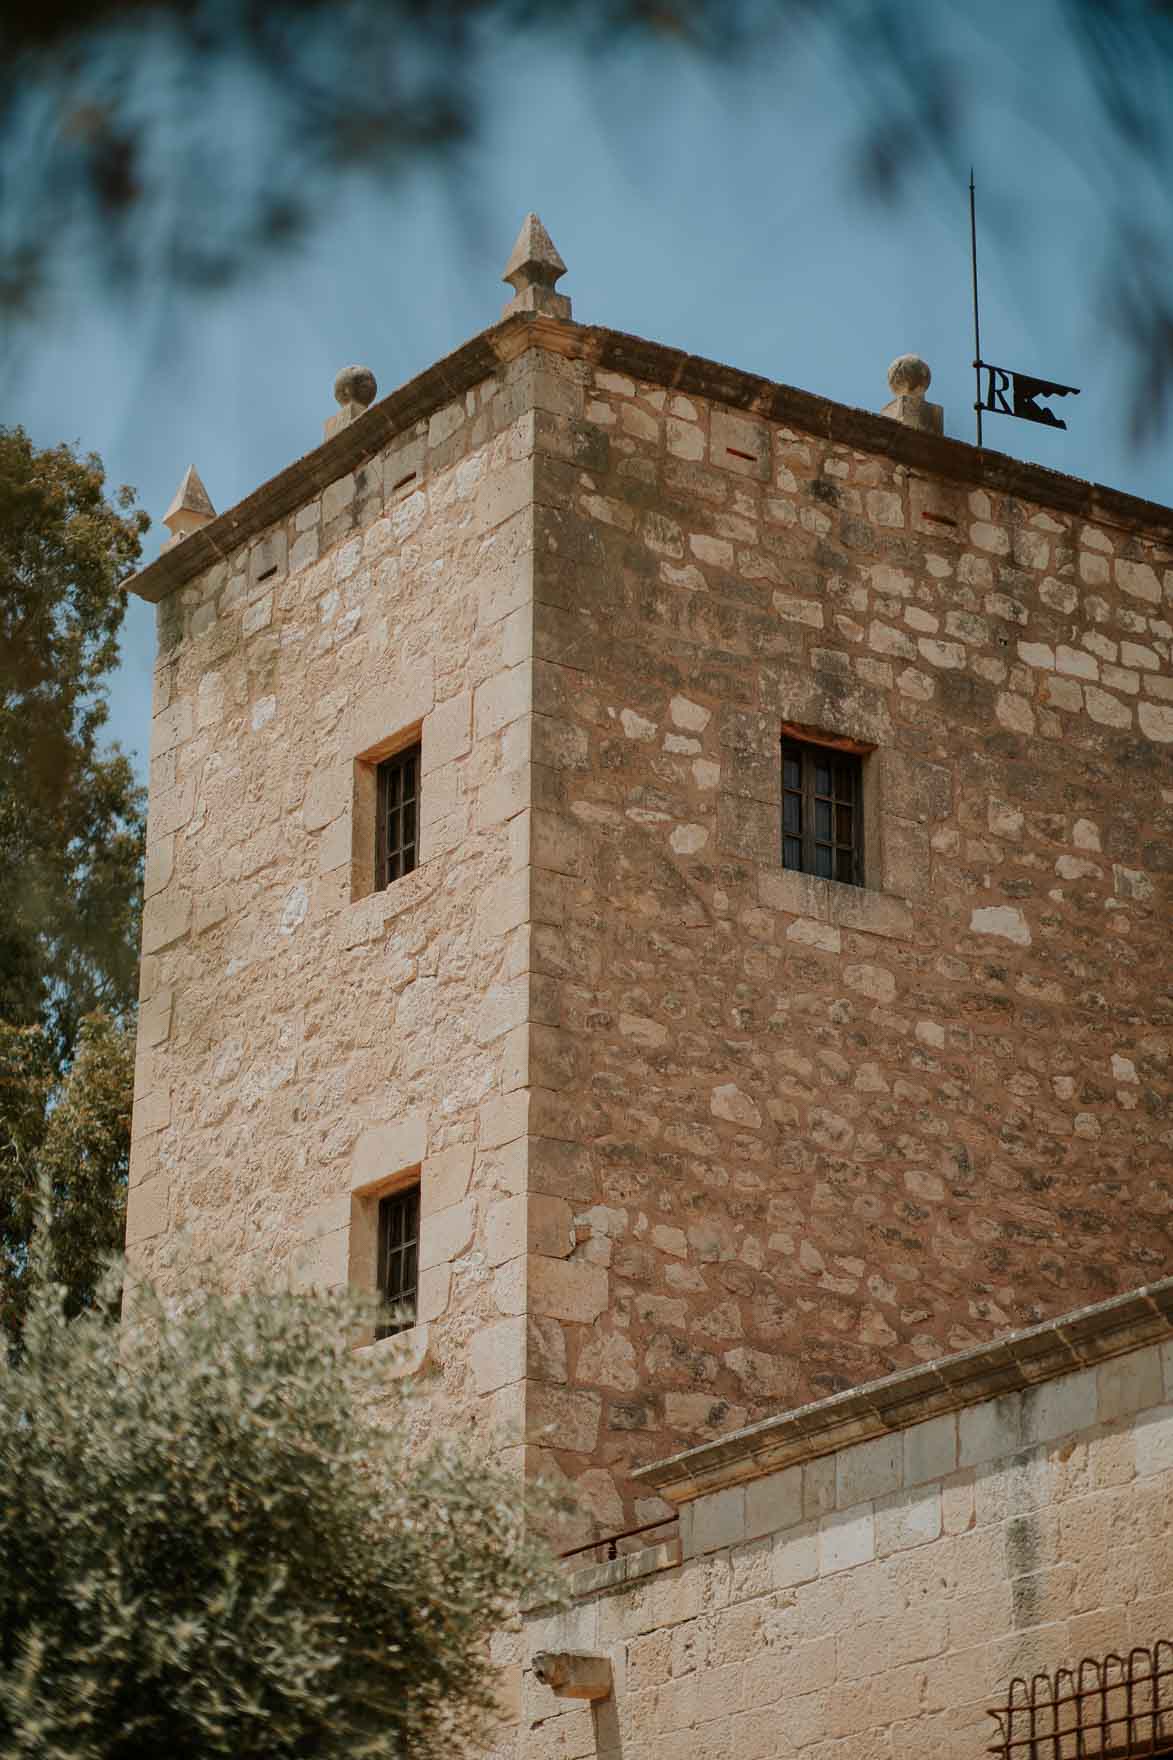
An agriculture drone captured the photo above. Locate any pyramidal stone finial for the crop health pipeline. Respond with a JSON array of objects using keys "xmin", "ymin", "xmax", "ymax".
[
  {"xmin": 162, "ymin": 464, "xmax": 215, "ymax": 550},
  {"xmin": 501, "ymin": 212, "xmax": 571, "ymax": 321},
  {"xmin": 881, "ymin": 353, "xmax": 944, "ymax": 436}
]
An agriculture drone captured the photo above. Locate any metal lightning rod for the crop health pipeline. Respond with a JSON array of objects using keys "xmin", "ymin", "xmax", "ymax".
[{"xmin": 969, "ymin": 168, "xmax": 983, "ymax": 448}]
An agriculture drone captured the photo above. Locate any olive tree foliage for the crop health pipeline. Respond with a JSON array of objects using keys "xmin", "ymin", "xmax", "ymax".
[
  {"xmin": 0, "ymin": 1269, "xmax": 562, "ymax": 1758},
  {"xmin": 2, "ymin": 0, "xmax": 1173, "ymax": 438},
  {"xmin": 0, "ymin": 428, "xmax": 145, "ymax": 1338}
]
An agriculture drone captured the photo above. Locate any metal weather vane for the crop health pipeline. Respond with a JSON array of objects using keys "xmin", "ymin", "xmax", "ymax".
[{"xmin": 969, "ymin": 171, "xmax": 1080, "ymax": 446}]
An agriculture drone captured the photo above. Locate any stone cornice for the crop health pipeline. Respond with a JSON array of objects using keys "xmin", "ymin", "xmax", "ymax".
[
  {"xmin": 128, "ymin": 313, "xmax": 1173, "ymax": 605},
  {"xmin": 632, "ymin": 1277, "xmax": 1173, "ymax": 1504}
]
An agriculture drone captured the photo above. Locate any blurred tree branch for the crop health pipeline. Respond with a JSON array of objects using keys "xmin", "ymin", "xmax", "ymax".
[{"xmin": 2, "ymin": 0, "xmax": 1172, "ymax": 442}]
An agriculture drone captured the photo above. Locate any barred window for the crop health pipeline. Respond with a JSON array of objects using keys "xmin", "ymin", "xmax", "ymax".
[
  {"xmin": 376, "ymin": 744, "xmax": 420, "ymax": 887},
  {"xmin": 989, "ymin": 1643, "xmax": 1173, "ymax": 1760},
  {"xmin": 781, "ymin": 738, "xmax": 863, "ymax": 886},
  {"xmin": 376, "ymin": 1184, "xmax": 420, "ymax": 1340}
]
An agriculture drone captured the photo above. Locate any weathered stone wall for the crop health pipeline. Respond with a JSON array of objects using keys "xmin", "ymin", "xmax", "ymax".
[
  {"xmin": 127, "ymin": 320, "xmax": 1173, "ymax": 1539},
  {"xmin": 523, "ymin": 355, "xmax": 1173, "ymax": 1526},
  {"xmin": 126, "ymin": 350, "xmax": 557, "ymax": 1448},
  {"xmin": 517, "ymin": 1335, "xmax": 1173, "ymax": 1760}
]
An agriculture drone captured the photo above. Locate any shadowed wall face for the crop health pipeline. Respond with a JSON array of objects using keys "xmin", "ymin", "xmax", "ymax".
[{"xmin": 522, "ymin": 352, "xmax": 1172, "ymax": 1525}]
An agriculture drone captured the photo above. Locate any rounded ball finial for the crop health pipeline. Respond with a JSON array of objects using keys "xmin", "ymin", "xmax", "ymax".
[
  {"xmin": 334, "ymin": 365, "xmax": 377, "ymax": 409},
  {"xmin": 887, "ymin": 354, "xmax": 931, "ymax": 397}
]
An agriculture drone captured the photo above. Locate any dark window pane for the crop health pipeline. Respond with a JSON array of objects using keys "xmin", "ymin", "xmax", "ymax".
[
  {"xmin": 377, "ymin": 1185, "xmax": 421, "ymax": 1339},
  {"xmin": 779, "ymin": 740, "xmax": 864, "ymax": 887},
  {"xmin": 377, "ymin": 744, "xmax": 422, "ymax": 888}
]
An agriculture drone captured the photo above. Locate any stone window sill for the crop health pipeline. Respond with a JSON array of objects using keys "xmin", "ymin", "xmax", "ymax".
[
  {"xmin": 757, "ymin": 866, "xmax": 913, "ymax": 942},
  {"xmin": 567, "ymin": 1534, "xmax": 682, "ymax": 1601},
  {"xmin": 353, "ymin": 1320, "xmax": 430, "ymax": 1380},
  {"xmin": 334, "ymin": 861, "xmax": 437, "ymax": 950}
]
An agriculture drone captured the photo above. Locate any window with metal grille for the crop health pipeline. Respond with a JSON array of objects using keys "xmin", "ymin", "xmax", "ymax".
[
  {"xmin": 781, "ymin": 738, "xmax": 863, "ymax": 885},
  {"xmin": 988, "ymin": 1642, "xmax": 1173, "ymax": 1760},
  {"xmin": 376, "ymin": 1184, "xmax": 420, "ymax": 1339},
  {"xmin": 376, "ymin": 744, "xmax": 420, "ymax": 887}
]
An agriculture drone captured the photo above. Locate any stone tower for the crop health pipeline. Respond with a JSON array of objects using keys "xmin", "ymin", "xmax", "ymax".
[{"xmin": 126, "ymin": 218, "xmax": 1173, "ymax": 1546}]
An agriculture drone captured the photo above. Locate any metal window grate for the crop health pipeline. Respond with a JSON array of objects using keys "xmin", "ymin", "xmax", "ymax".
[
  {"xmin": 781, "ymin": 738, "xmax": 863, "ymax": 886},
  {"xmin": 376, "ymin": 744, "xmax": 420, "ymax": 887},
  {"xmin": 989, "ymin": 1644, "xmax": 1173, "ymax": 1760},
  {"xmin": 376, "ymin": 1185, "xmax": 420, "ymax": 1340}
]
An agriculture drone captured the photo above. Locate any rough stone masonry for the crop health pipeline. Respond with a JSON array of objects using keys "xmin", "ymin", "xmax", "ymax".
[{"xmin": 125, "ymin": 239, "xmax": 1173, "ymax": 1542}]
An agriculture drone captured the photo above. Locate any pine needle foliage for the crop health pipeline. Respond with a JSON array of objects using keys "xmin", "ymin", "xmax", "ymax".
[{"xmin": 0, "ymin": 1271, "xmax": 561, "ymax": 1759}]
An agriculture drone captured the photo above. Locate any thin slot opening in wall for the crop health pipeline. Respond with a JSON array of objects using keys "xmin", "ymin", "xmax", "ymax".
[
  {"xmin": 256, "ymin": 563, "xmax": 278, "ymax": 582},
  {"xmin": 921, "ymin": 511, "xmax": 958, "ymax": 527},
  {"xmin": 391, "ymin": 471, "xmax": 417, "ymax": 494},
  {"xmin": 726, "ymin": 447, "xmax": 756, "ymax": 462}
]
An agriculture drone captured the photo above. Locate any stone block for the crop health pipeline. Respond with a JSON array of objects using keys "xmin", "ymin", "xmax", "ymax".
[
  {"xmin": 321, "ymin": 472, "xmax": 355, "ymax": 524},
  {"xmin": 880, "ymin": 750, "xmax": 952, "ymax": 823},
  {"xmin": 530, "ymin": 1194, "xmax": 574, "ymax": 1258},
  {"xmin": 141, "ymin": 889, "xmax": 193, "ymax": 955},
  {"xmin": 479, "ymin": 1089, "xmax": 529, "ymax": 1149},
  {"xmin": 717, "ymin": 793, "xmax": 779, "ymax": 865},
  {"xmin": 470, "ymin": 1315, "xmax": 527, "ymax": 1393},
  {"xmin": 1097, "ymin": 1348, "xmax": 1164, "ymax": 1425},
  {"xmin": 421, "ymin": 1143, "xmax": 474, "ymax": 1216},
  {"xmin": 692, "ymin": 1486, "xmax": 747, "ymax": 1555},
  {"xmin": 874, "ymin": 1485, "xmax": 942, "ymax": 1553},
  {"xmin": 416, "ymin": 1264, "xmax": 451, "ymax": 1323},
  {"xmin": 125, "ymin": 1175, "xmax": 168, "ymax": 1243},
  {"xmin": 904, "ymin": 1414, "xmax": 957, "ymax": 1486},
  {"xmin": 1021, "ymin": 1367, "xmax": 1097, "ymax": 1444},
  {"xmin": 959, "ymin": 1394, "xmax": 1022, "ymax": 1467},
  {"xmin": 350, "ymin": 1115, "xmax": 429, "ymax": 1193},
  {"xmin": 150, "ymin": 698, "xmax": 192, "ymax": 761},
  {"xmin": 476, "ymin": 458, "xmax": 531, "ymax": 532},
  {"xmin": 710, "ymin": 409, "xmax": 770, "ymax": 478},
  {"xmin": 143, "ymin": 836, "xmax": 175, "ymax": 900},
  {"xmin": 528, "ymin": 1255, "xmax": 608, "ymax": 1323},
  {"xmin": 422, "ymin": 691, "xmax": 472, "ymax": 772},
  {"xmin": 528, "ymin": 1386, "xmax": 602, "ymax": 1456},
  {"xmin": 1134, "ymin": 1405, "xmax": 1173, "ymax": 1478},
  {"xmin": 772, "ymin": 1520, "xmax": 820, "ymax": 1588},
  {"xmin": 486, "ymin": 1195, "xmax": 526, "ymax": 1267},
  {"xmin": 475, "ymin": 663, "xmax": 533, "ymax": 742},
  {"xmin": 302, "ymin": 760, "xmax": 348, "ymax": 833},
  {"xmin": 138, "ymin": 988, "xmax": 173, "ymax": 1048},
  {"xmin": 819, "ymin": 1505, "xmax": 875, "ymax": 1573},
  {"xmin": 151, "ymin": 777, "xmax": 195, "ymax": 838},
  {"xmin": 836, "ymin": 1433, "xmax": 902, "ymax": 1507},
  {"xmin": 349, "ymin": 667, "xmax": 435, "ymax": 756},
  {"xmin": 745, "ymin": 1466, "xmax": 803, "ymax": 1540},
  {"xmin": 419, "ymin": 1197, "xmax": 476, "ymax": 1270}
]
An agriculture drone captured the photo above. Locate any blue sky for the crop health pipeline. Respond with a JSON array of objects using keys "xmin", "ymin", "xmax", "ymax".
[{"xmin": 7, "ymin": 4, "xmax": 1171, "ymax": 783}]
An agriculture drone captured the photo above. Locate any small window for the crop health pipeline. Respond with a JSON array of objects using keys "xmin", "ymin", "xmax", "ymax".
[
  {"xmin": 376, "ymin": 744, "xmax": 420, "ymax": 887},
  {"xmin": 376, "ymin": 1184, "xmax": 420, "ymax": 1339},
  {"xmin": 781, "ymin": 738, "xmax": 863, "ymax": 885}
]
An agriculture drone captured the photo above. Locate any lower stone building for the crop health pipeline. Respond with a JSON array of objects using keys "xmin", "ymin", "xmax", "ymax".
[{"xmin": 515, "ymin": 1279, "xmax": 1173, "ymax": 1760}]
